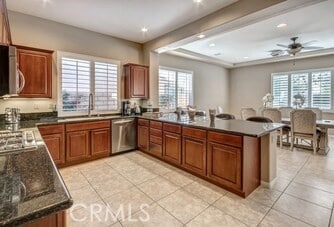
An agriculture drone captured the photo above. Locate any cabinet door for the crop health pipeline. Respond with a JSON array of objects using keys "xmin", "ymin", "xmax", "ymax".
[
  {"xmin": 17, "ymin": 47, "xmax": 52, "ymax": 98},
  {"xmin": 22, "ymin": 211, "xmax": 66, "ymax": 227},
  {"xmin": 182, "ymin": 136, "xmax": 206, "ymax": 175},
  {"xmin": 66, "ymin": 131, "xmax": 89, "ymax": 162},
  {"xmin": 207, "ymin": 142, "xmax": 242, "ymax": 190},
  {"xmin": 138, "ymin": 125, "xmax": 149, "ymax": 152},
  {"xmin": 131, "ymin": 65, "xmax": 148, "ymax": 98},
  {"xmin": 91, "ymin": 128, "xmax": 110, "ymax": 157},
  {"xmin": 163, "ymin": 132, "xmax": 181, "ymax": 164},
  {"xmin": 43, "ymin": 133, "xmax": 65, "ymax": 165}
]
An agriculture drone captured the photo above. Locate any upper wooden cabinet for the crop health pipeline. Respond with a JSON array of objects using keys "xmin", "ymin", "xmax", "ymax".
[
  {"xmin": 124, "ymin": 63, "xmax": 149, "ymax": 99},
  {"xmin": 16, "ymin": 46, "xmax": 53, "ymax": 98}
]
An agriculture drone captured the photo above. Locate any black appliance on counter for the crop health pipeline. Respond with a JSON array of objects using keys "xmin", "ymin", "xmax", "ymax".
[{"xmin": 121, "ymin": 101, "xmax": 131, "ymax": 116}]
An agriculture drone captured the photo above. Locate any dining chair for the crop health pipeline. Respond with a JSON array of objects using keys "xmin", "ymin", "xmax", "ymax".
[
  {"xmin": 240, "ymin": 108, "xmax": 256, "ymax": 120},
  {"xmin": 290, "ymin": 109, "xmax": 320, "ymax": 154},
  {"xmin": 304, "ymin": 107, "xmax": 323, "ymax": 120},
  {"xmin": 216, "ymin": 113, "xmax": 235, "ymax": 120},
  {"xmin": 262, "ymin": 108, "xmax": 289, "ymax": 148},
  {"xmin": 246, "ymin": 116, "xmax": 273, "ymax": 123},
  {"xmin": 278, "ymin": 107, "xmax": 294, "ymax": 118}
]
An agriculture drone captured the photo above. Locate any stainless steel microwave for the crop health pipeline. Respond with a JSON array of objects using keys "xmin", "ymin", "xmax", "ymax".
[{"xmin": 0, "ymin": 45, "xmax": 25, "ymax": 97}]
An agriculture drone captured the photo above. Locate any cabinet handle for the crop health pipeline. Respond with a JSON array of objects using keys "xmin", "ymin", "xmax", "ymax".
[{"xmin": 17, "ymin": 68, "xmax": 25, "ymax": 93}]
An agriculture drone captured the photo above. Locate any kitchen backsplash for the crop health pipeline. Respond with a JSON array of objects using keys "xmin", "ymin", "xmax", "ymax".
[{"xmin": 0, "ymin": 98, "xmax": 56, "ymax": 113}]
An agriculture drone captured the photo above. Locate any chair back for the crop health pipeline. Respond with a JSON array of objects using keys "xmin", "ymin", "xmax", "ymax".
[
  {"xmin": 278, "ymin": 107, "xmax": 293, "ymax": 118},
  {"xmin": 216, "ymin": 113, "xmax": 235, "ymax": 120},
  {"xmin": 240, "ymin": 108, "xmax": 256, "ymax": 120},
  {"xmin": 290, "ymin": 110, "xmax": 316, "ymax": 135},
  {"xmin": 304, "ymin": 107, "xmax": 322, "ymax": 120},
  {"xmin": 262, "ymin": 108, "xmax": 281, "ymax": 123},
  {"xmin": 246, "ymin": 116, "xmax": 273, "ymax": 123}
]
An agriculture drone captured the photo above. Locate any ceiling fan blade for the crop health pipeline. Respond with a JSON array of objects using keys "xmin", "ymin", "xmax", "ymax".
[
  {"xmin": 277, "ymin": 44, "xmax": 289, "ymax": 48},
  {"xmin": 303, "ymin": 46, "xmax": 323, "ymax": 50},
  {"xmin": 302, "ymin": 40, "xmax": 318, "ymax": 46}
]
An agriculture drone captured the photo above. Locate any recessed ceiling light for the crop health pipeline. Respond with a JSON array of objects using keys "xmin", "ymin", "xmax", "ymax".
[
  {"xmin": 209, "ymin": 43, "xmax": 215, "ymax": 47},
  {"xmin": 194, "ymin": 0, "xmax": 202, "ymax": 3},
  {"xmin": 214, "ymin": 53, "xmax": 221, "ymax": 56},
  {"xmin": 277, "ymin": 23, "xmax": 287, "ymax": 28},
  {"xmin": 197, "ymin": 34, "xmax": 205, "ymax": 39},
  {"xmin": 243, "ymin": 56, "xmax": 249, "ymax": 59},
  {"xmin": 141, "ymin": 27, "xmax": 148, "ymax": 32}
]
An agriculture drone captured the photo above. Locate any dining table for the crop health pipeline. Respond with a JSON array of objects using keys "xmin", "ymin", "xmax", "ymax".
[{"xmin": 281, "ymin": 118, "xmax": 334, "ymax": 155}]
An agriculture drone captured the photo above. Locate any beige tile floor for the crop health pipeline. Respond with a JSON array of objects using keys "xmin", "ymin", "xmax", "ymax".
[{"xmin": 60, "ymin": 137, "xmax": 334, "ymax": 227}]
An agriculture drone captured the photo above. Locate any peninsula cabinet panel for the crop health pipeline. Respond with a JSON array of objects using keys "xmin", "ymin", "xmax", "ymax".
[
  {"xmin": 207, "ymin": 142, "xmax": 242, "ymax": 190},
  {"xmin": 22, "ymin": 211, "xmax": 66, "ymax": 227},
  {"xmin": 124, "ymin": 64, "xmax": 149, "ymax": 99},
  {"xmin": 182, "ymin": 136, "xmax": 207, "ymax": 176},
  {"xmin": 91, "ymin": 128, "xmax": 110, "ymax": 157},
  {"xmin": 66, "ymin": 131, "xmax": 90, "ymax": 162},
  {"xmin": 42, "ymin": 133, "xmax": 65, "ymax": 165},
  {"xmin": 163, "ymin": 132, "xmax": 181, "ymax": 164},
  {"xmin": 16, "ymin": 46, "xmax": 53, "ymax": 98},
  {"xmin": 138, "ymin": 125, "xmax": 149, "ymax": 152}
]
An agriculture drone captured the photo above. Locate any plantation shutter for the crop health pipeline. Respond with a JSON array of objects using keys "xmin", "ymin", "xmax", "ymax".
[
  {"xmin": 177, "ymin": 72, "xmax": 193, "ymax": 108},
  {"xmin": 291, "ymin": 73, "xmax": 309, "ymax": 107},
  {"xmin": 272, "ymin": 74, "xmax": 289, "ymax": 107},
  {"xmin": 311, "ymin": 71, "xmax": 331, "ymax": 109},
  {"xmin": 159, "ymin": 68, "xmax": 176, "ymax": 109}
]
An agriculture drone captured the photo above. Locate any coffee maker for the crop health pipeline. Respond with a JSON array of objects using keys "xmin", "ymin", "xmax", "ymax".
[{"xmin": 121, "ymin": 101, "xmax": 131, "ymax": 116}]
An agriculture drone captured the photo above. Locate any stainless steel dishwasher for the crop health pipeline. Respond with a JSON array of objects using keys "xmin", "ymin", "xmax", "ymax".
[{"xmin": 111, "ymin": 118, "xmax": 136, "ymax": 154}]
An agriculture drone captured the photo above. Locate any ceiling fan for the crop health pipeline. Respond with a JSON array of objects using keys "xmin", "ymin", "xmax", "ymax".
[{"xmin": 269, "ymin": 37, "xmax": 323, "ymax": 57}]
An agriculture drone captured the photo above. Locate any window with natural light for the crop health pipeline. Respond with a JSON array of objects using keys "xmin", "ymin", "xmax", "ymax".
[
  {"xmin": 58, "ymin": 52, "xmax": 120, "ymax": 116},
  {"xmin": 159, "ymin": 67, "xmax": 193, "ymax": 110},
  {"xmin": 272, "ymin": 68, "xmax": 333, "ymax": 109}
]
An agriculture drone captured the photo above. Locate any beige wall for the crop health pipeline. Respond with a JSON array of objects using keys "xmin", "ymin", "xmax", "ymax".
[
  {"xmin": 229, "ymin": 54, "xmax": 334, "ymax": 118},
  {"xmin": 0, "ymin": 11, "xmax": 142, "ymax": 113},
  {"xmin": 159, "ymin": 54, "xmax": 230, "ymax": 112}
]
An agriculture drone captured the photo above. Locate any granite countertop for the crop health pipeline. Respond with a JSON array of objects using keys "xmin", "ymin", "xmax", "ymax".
[
  {"xmin": 0, "ymin": 128, "xmax": 73, "ymax": 226},
  {"xmin": 139, "ymin": 114, "xmax": 284, "ymax": 137},
  {"xmin": 0, "ymin": 112, "xmax": 284, "ymax": 137}
]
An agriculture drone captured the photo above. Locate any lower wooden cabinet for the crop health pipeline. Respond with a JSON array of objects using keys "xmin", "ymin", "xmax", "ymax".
[
  {"xmin": 38, "ymin": 124, "xmax": 65, "ymax": 166},
  {"xmin": 91, "ymin": 128, "xmax": 110, "ymax": 157},
  {"xmin": 207, "ymin": 142, "xmax": 242, "ymax": 190},
  {"xmin": 22, "ymin": 211, "xmax": 66, "ymax": 227},
  {"xmin": 42, "ymin": 133, "xmax": 65, "ymax": 165},
  {"xmin": 182, "ymin": 136, "xmax": 207, "ymax": 175},
  {"xmin": 163, "ymin": 132, "xmax": 181, "ymax": 164},
  {"xmin": 138, "ymin": 125, "xmax": 149, "ymax": 152},
  {"xmin": 66, "ymin": 131, "xmax": 90, "ymax": 162}
]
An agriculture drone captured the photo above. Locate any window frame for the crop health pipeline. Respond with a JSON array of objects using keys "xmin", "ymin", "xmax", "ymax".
[
  {"xmin": 57, "ymin": 51, "xmax": 121, "ymax": 117},
  {"xmin": 158, "ymin": 66, "xmax": 194, "ymax": 110},
  {"xmin": 271, "ymin": 67, "xmax": 334, "ymax": 110}
]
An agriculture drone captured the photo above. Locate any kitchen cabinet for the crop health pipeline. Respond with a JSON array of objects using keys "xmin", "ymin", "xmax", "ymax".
[
  {"xmin": 207, "ymin": 131, "xmax": 243, "ymax": 191},
  {"xmin": 137, "ymin": 119, "xmax": 149, "ymax": 152},
  {"xmin": 65, "ymin": 120, "xmax": 110, "ymax": 165},
  {"xmin": 182, "ymin": 127, "xmax": 207, "ymax": 176},
  {"xmin": 124, "ymin": 63, "xmax": 149, "ymax": 99},
  {"xmin": 16, "ymin": 45, "xmax": 53, "ymax": 98},
  {"xmin": 163, "ymin": 123, "xmax": 181, "ymax": 164},
  {"xmin": 149, "ymin": 120, "xmax": 162, "ymax": 157},
  {"xmin": 38, "ymin": 124, "xmax": 65, "ymax": 166},
  {"xmin": 22, "ymin": 211, "xmax": 66, "ymax": 227}
]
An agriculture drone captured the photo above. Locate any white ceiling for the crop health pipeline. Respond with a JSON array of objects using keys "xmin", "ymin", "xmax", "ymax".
[
  {"xmin": 179, "ymin": 0, "xmax": 334, "ymax": 66},
  {"xmin": 7, "ymin": 0, "xmax": 237, "ymax": 43}
]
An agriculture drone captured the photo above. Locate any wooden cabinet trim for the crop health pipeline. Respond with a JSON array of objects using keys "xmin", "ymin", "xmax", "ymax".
[
  {"xmin": 138, "ymin": 119, "xmax": 149, "ymax": 126},
  {"xmin": 150, "ymin": 120, "xmax": 162, "ymax": 129},
  {"xmin": 150, "ymin": 128, "xmax": 162, "ymax": 137},
  {"xmin": 66, "ymin": 120, "xmax": 110, "ymax": 132},
  {"xmin": 163, "ymin": 123, "xmax": 181, "ymax": 134},
  {"xmin": 38, "ymin": 124, "xmax": 64, "ymax": 135},
  {"xmin": 207, "ymin": 131, "xmax": 242, "ymax": 148},
  {"xmin": 182, "ymin": 127, "xmax": 206, "ymax": 139}
]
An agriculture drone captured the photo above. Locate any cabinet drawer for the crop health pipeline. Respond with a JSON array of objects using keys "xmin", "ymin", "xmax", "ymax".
[
  {"xmin": 163, "ymin": 123, "xmax": 181, "ymax": 134},
  {"xmin": 138, "ymin": 119, "xmax": 149, "ymax": 127},
  {"xmin": 150, "ymin": 128, "xmax": 162, "ymax": 137},
  {"xmin": 150, "ymin": 120, "xmax": 162, "ymax": 129},
  {"xmin": 66, "ymin": 120, "xmax": 110, "ymax": 132},
  {"xmin": 207, "ymin": 131, "xmax": 242, "ymax": 148},
  {"xmin": 150, "ymin": 135, "xmax": 162, "ymax": 145},
  {"xmin": 38, "ymin": 124, "xmax": 64, "ymax": 135},
  {"xmin": 183, "ymin": 127, "xmax": 206, "ymax": 139},
  {"xmin": 149, "ymin": 142, "xmax": 162, "ymax": 157}
]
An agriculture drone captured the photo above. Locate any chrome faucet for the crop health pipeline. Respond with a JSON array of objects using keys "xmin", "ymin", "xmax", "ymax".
[{"xmin": 88, "ymin": 93, "xmax": 94, "ymax": 117}]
